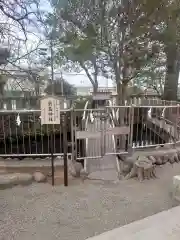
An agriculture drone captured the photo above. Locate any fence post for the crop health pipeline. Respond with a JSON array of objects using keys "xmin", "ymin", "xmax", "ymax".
[
  {"xmin": 129, "ymin": 105, "xmax": 134, "ymax": 153},
  {"xmin": 62, "ymin": 112, "xmax": 68, "ymax": 187},
  {"xmin": 70, "ymin": 109, "xmax": 75, "ymax": 162},
  {"xmin": 50, "ymin": 130, "xmax": 55, "ymax": 186}
]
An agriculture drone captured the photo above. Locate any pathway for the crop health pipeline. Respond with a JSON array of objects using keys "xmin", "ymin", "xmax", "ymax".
[{"xmin": 87, "ymin": 206, "xmax": 180, "ymax": 240}]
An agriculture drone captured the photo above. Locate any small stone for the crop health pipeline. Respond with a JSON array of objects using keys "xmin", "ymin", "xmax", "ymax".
[
  {"xmin": 5, "ymin": 158, "xmax": 12, "ymax": 161},
  {"xmin": 80, "ymin": 169, "xmax": 89, "ymax": 180},
  {"xmin": 166, "ymin": 162, "xmax": 171, "ymax": 166},
  {"xmin": 155, "ymin": 157, "xmax": 163, "ymax": 165},
  {"xmin": 155, "ymin": 146, "xmax": 161, "ymax": 150},
  {"xmin": 163, "ymin": 143, "xmax": 172, "ymax": 149},
  {"xmin": 162, "ymin": 155, "xmax": 169, "ymax": 164},
  {"xmin": 68, "ymin": 161, "xmax": 83, "ymax": 178},
  {"xmin": 174, "ymin": 153, "xmax": 179, "ymax": 162},
  {"xmin": 169, "ymin": 156, "xmax": 175, "ymax": 164},
  {"xmin": 45, "ymin": 157, "xmax": 50, "ymax": 161},
  {"xmin": 33, "ymin": 171, "xmax": 46, "ymax": 183},
  {"xmin": 55, "ymin": 156, "xmax": 62, "ymax": 161},
  {"xmin": 148, "ymin": 156, "xmax": 156, "ymax": 164}
]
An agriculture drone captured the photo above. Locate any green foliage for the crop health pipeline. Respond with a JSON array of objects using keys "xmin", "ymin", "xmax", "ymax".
[
  {"xmin": 74, "ymin": 96, "xmax": 92, "ymax": 109},
  {"xmin": 44, "ymin": 79, "xmax": 76, "ymax": 97},
  {"xmin": 47, "ymin": 0, "xmax": 180, "ymax": 100}
]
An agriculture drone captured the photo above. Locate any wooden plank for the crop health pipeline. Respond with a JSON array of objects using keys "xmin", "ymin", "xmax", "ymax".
[
  {"xmin": 106, "ymin": 126, "xmax": 130, "ymax": 135},
  {"xmin": 76, "ymin": 131, "xmax": 101, "ymax": 139}
]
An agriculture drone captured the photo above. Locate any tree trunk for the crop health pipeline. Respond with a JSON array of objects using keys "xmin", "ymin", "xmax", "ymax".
[
  {"xmin": 0, "ymin": 83, "xmax": 5, "ymax": 109},
  {"xmin": 93, "ymin": 81, "xmax": 98, "ymax": 94},
  {"xmin": 116, "ymin": 81, "xmax": 128, "ymax": 150},
  {"xmin": 163, "ymin": 45, "xmax": 179, "ymax": 101},
  {"xmin": 117, "ymin": 81, "xmax": 128, "ymax": 106}
]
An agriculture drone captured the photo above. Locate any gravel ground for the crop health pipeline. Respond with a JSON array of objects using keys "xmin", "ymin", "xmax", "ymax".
[{"xmin": 0, "ymin": 162, "xmax": 180, "ymax": 240}]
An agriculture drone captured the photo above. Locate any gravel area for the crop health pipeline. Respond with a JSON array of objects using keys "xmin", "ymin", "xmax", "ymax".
[{"xmin": 0, "ymin": 162, "xmax": 180, "ymax": 240}]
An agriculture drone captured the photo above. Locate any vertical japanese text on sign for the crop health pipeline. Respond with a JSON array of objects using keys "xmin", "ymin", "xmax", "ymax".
[{"xmin": 40, "ymin": 96, "xmax": 61, "ymax": 125}]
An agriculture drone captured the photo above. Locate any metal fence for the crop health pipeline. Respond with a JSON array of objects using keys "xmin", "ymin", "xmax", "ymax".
[
  {"xmin": 0, "ymin": 102, "xmax": 179, "ymax": 161},
  {"xmin": 110, "ymin": 104, "xmax": 180, "ymax": 149},
  {"xmin": 0, "ymin": 109, "xmax": 72, "ymax": 158}
]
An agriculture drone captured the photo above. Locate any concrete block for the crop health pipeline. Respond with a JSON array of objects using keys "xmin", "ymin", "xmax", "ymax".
[
  {"xmin": 86, "ymin": 206, "xmax": 180, "ymax": 240},
  {"xmin": 172, "ymin": 175, "xmax": 180, "ymax": 202},
  {"xmin": 0, "ymin": 173, "xmax": 33, "ymax": 189}
]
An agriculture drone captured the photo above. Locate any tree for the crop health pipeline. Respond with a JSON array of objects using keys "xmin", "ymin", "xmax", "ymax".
[
  {"xmin": 49, "ymin": 0, "xmax": 180, "ymax": 102},
  {"xmin": 134, "ymin": 0, "xmax": 180, "ymax": 100},
  {"xmin": 44, "ymin": 79, "xmax": 76, "ymax": 97},
  {"xmin": 47, "ymin": 0, "xmax": 110, "ymax": 93}
]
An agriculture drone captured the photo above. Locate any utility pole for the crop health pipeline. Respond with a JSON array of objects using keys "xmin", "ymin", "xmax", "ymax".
[{"xmin": 50, "ymin": 33, "xmax": 54, "ymax": 95}]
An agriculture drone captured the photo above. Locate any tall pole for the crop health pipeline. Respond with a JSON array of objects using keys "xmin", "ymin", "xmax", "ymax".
[
  {"xmin": 50, "ymin": 35, "xmax": 54, "ymax": 95},
  {"xmin": 60, "ymin": 72, "xmax": 64, "ymax": 96},
  {"xmin": 50, "ymin": 33, "xmax": 55, "ymax": 186}
]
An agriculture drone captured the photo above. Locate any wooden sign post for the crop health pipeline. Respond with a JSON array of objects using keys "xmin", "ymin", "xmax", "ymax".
[{"xmin": 40, "ymin": 96, "xmax": 61, "ymax": 186}]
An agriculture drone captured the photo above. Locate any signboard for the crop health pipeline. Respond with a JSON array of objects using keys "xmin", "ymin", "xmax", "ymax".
[{"xmin": 40, "ymin": 96, "xmax": 61, "ymax": 125}]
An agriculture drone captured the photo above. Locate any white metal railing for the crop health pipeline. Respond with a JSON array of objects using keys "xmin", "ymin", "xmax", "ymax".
[
  {"xmin": 84, "ymin": 112, "xmax": 89, "ymax": 173},
  {"xmin": 108, "ymin": 105, "xmax": 121, "ymax": 175},
  {"xmin": 82, "ymin": 100, "xmax": 89, "ymax": 121},
  {"xmin": 106, "ymin": 104, "xmax": 180, "ymax": 149}
]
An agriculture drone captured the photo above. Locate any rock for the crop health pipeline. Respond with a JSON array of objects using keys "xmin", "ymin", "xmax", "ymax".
[
  {"xmin": 163, "ymin": 143, "xmax": 172, "ymax": 149},
  {"xmin": 121, "ymin": 162, "xmax": 133, "ymax": 175},
  {"xmin": 155, "ymin": 157, "xmax": 163, "ymax": 165},
  {"xmin": 80, "ymin": 169, "xmax": 89, "ymax": 180},
  {"xmin": 172, "ymin": 175, "xmax": 180, "ymax": 203},
  {"xmin": 162, "ymin": 155, "xmax": 169, "ymax": 164},
  {"xmin": 55, "ymin": 156, "xmax": 62, "ymax": 161},
  {"xmin": 0, "ymin": 173, "xmax": 33, "ymax": 189},
  {"xmin": 68, "ymin": 161, "xmax": 83, "ymax": 178},
  {"xmin": 174, "ymin": 153, "xmax": 179, "ymax": 162},
  {"xmin": 35, "ymin": 158, "xmax": 42, "ymax": 161},
  {"xmin": 0, "ymin": 157, "xmax": 4, "ymax": 161},
  {"xmin": 13, "ymin": 158, "xmax": 20, "ymax": 161},
  {"xmin": 155, "ymin": 146, "xmax": 161, "ymax": 150},
  {"xmin": 45, "ymin": 157, "xmax": 51, "ymax": 161},
  {"xmin": 148, "ymin": 156, "xmax": 156, "ymax": 164},
  {"xmin": 23, "ymin": 157, "xmax": 34, "ymax": 161},
  {"xmin": 33, "ymin": 171, "xmax": 46, "ymax": 183},
  {"xmin": 177, "ymin": 152, "xmax": 180, "ymax": 161},
  {"xmin": 5, "ymin": 158, "xmax": 12, "ymax": 161},
  {"xmin": 169, "ymin": 155, "xmax": 175, "ymax": 164},
  {"xmin": 166, "ymin": 161, "xmax": 172, "ymax": 166}
]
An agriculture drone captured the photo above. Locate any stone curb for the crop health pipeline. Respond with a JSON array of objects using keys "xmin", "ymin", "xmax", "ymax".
[{"xmin": 0, "ymin": 173, "xmax": 33, "ymax": 190}]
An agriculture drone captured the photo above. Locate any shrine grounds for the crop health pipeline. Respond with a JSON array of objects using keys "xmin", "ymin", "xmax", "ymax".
[{"xmin": 0, "ymin": 162, "xmax": 179, "ymax": 240}]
